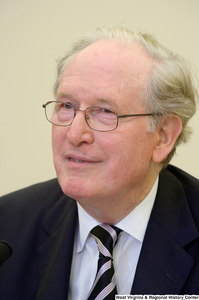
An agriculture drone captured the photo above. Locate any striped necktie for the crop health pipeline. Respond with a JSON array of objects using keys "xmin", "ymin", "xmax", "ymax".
[{"xmin": 87, "ymin": 224, "xmax": 122, "ymax": 300}]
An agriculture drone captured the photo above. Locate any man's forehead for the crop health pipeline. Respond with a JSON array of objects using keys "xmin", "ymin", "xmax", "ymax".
[{"xmin": 64, "ymin": 39, "xmax": 154, "ymax": 81}]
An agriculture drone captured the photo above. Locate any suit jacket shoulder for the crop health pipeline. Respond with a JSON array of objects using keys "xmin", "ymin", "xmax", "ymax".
[
  {"xmin": 0, "ymin": 179, "xmax": 78, "ymax": 300},
  {"xmin": 132, "ymin": 165, "xmax": 199, "ymax": 295},
  {"xmin": 1, "ymin": 178, "xmax": 62, "ymax": 212},
  {"xmin": 166, "ymin": 165, "xmax": 199, "ymax": 228}
]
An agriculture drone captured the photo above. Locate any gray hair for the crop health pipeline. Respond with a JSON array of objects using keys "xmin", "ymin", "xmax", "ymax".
[{"xmin": 53, "ymin": 27, "xmax": 198, "ymax": 165}]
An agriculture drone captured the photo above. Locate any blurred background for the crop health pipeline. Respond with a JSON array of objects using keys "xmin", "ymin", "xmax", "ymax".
[{"xmin": 1, "ymin": 0, "xmax": 199, "ymax": 196}]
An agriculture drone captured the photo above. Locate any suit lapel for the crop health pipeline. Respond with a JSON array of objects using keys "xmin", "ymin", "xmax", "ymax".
[
  {"xmin": 36, "ymin": 194, "xmax": 78, "ymax": 300},
  {"xmin": 131, "ymin": 168, "xmax": 199, "ymax": 294}
]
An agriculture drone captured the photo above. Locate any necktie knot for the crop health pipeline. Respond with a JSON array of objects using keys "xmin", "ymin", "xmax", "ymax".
[{"xmin": 91, "ymin": 224, "xmax": 122, "ymax": 258}]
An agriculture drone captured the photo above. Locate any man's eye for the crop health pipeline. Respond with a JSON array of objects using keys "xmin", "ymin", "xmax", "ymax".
[
  {"xmin": 64, "ymin": 102, "xmax": 74, "ymax": 109},
  {"xmin": 102, "ymin": 108, "xmax": 113, "ymax": 114}
]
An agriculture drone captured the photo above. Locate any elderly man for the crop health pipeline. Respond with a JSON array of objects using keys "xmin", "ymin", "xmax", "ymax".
[{"xmin": 0, "ymin": 27, "xmax": 199, "ymax": 299}]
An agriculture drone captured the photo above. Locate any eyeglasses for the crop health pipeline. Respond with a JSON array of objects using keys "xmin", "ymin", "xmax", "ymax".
[{"xmin": 42, "ymin": 101, "xmax": 161, "ymax": 132}]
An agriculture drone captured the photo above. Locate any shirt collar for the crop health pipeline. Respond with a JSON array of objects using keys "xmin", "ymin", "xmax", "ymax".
[
  {"xmin": 76, "ymin": 176, "xmax": 159, "ymax": 253},
  {"xmin": 115, "ymin": 177, "xmax": 158, "ymax": 242},
  {"xmin": 76, "ymin": 204, "xmax": 99, "ymax": 253}
]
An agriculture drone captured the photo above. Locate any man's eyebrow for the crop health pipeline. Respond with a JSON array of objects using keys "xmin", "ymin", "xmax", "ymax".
[
  {"xmin": 56, "ymin": 93, "xmax": 75, "ymax": 100},
  {"xmin": 96, "ymin": 98, "xmax": 119, "ymax": 109}
]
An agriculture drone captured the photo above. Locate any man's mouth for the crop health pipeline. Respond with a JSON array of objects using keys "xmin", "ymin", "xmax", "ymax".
[
  {"xmin": 66, "ymin": 153, "xmax": 101, "ymax": 165},
  {"xmin": 69, "ymin": 157, "xmax": 86, "ymax": 163}
]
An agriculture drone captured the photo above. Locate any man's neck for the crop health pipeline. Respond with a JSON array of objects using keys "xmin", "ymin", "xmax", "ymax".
[{"xmin": 77, "ymin": 171, "xmax": 160, "ymax": 224}]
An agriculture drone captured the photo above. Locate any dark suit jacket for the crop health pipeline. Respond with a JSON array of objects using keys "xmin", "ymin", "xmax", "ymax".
[{"xmin": 0, "ymin": 165, "xmax": 199, "ymax": 299}]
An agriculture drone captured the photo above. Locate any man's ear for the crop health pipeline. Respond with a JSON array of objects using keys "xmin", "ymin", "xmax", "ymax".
[{"xmin": 152, "ymin": 115, "xmax": 182, "ymax": 163}]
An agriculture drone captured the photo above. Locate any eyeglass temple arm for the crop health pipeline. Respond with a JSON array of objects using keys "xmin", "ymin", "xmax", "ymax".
[{"xmin": 117, "ymin": 113, "xmax": 162, "ymax": 119}]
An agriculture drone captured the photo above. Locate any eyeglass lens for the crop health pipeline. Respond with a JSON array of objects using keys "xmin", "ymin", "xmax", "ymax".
[{"xmin": 45, "ymin": 102, "xmax": 118, "ymax": 131}]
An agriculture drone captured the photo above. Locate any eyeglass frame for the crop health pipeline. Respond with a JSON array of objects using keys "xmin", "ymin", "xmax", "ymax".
[{"xmin": 42, "ymin": 101, "xmax": 162, "ymax": 132}]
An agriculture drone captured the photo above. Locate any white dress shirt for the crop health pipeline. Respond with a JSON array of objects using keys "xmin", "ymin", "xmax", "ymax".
[{"xmin": 68, "ymin": 177, "xmax": 158, "ymax": 300}]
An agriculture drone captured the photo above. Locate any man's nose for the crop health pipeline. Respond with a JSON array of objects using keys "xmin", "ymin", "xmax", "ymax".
[{"xmin": 66, "ymin": 111, "xmax": 94, "ymax": 146}]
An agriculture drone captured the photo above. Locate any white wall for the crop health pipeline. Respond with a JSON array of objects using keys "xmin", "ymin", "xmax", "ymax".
[{"xmin": 1, "ymin": 0, "xmax": 199, "ymax": 196}]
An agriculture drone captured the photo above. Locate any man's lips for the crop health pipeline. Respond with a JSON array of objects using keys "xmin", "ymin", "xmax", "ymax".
[
  {"xmin": 65, "ymin": 154, "xmax": 101, "ymax": 164},
  {"xmin": 69, "ymin": 157, "xmax": 86, "ymax": 163},
  {"xmin": 68, "ymin": 157, "xmax": 92, "ymax": 163}
]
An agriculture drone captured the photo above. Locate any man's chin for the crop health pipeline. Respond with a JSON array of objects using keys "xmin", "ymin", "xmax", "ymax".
[{"xmin": 58, "ymin": 177, "xmax": 93, "ymax": 200}]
